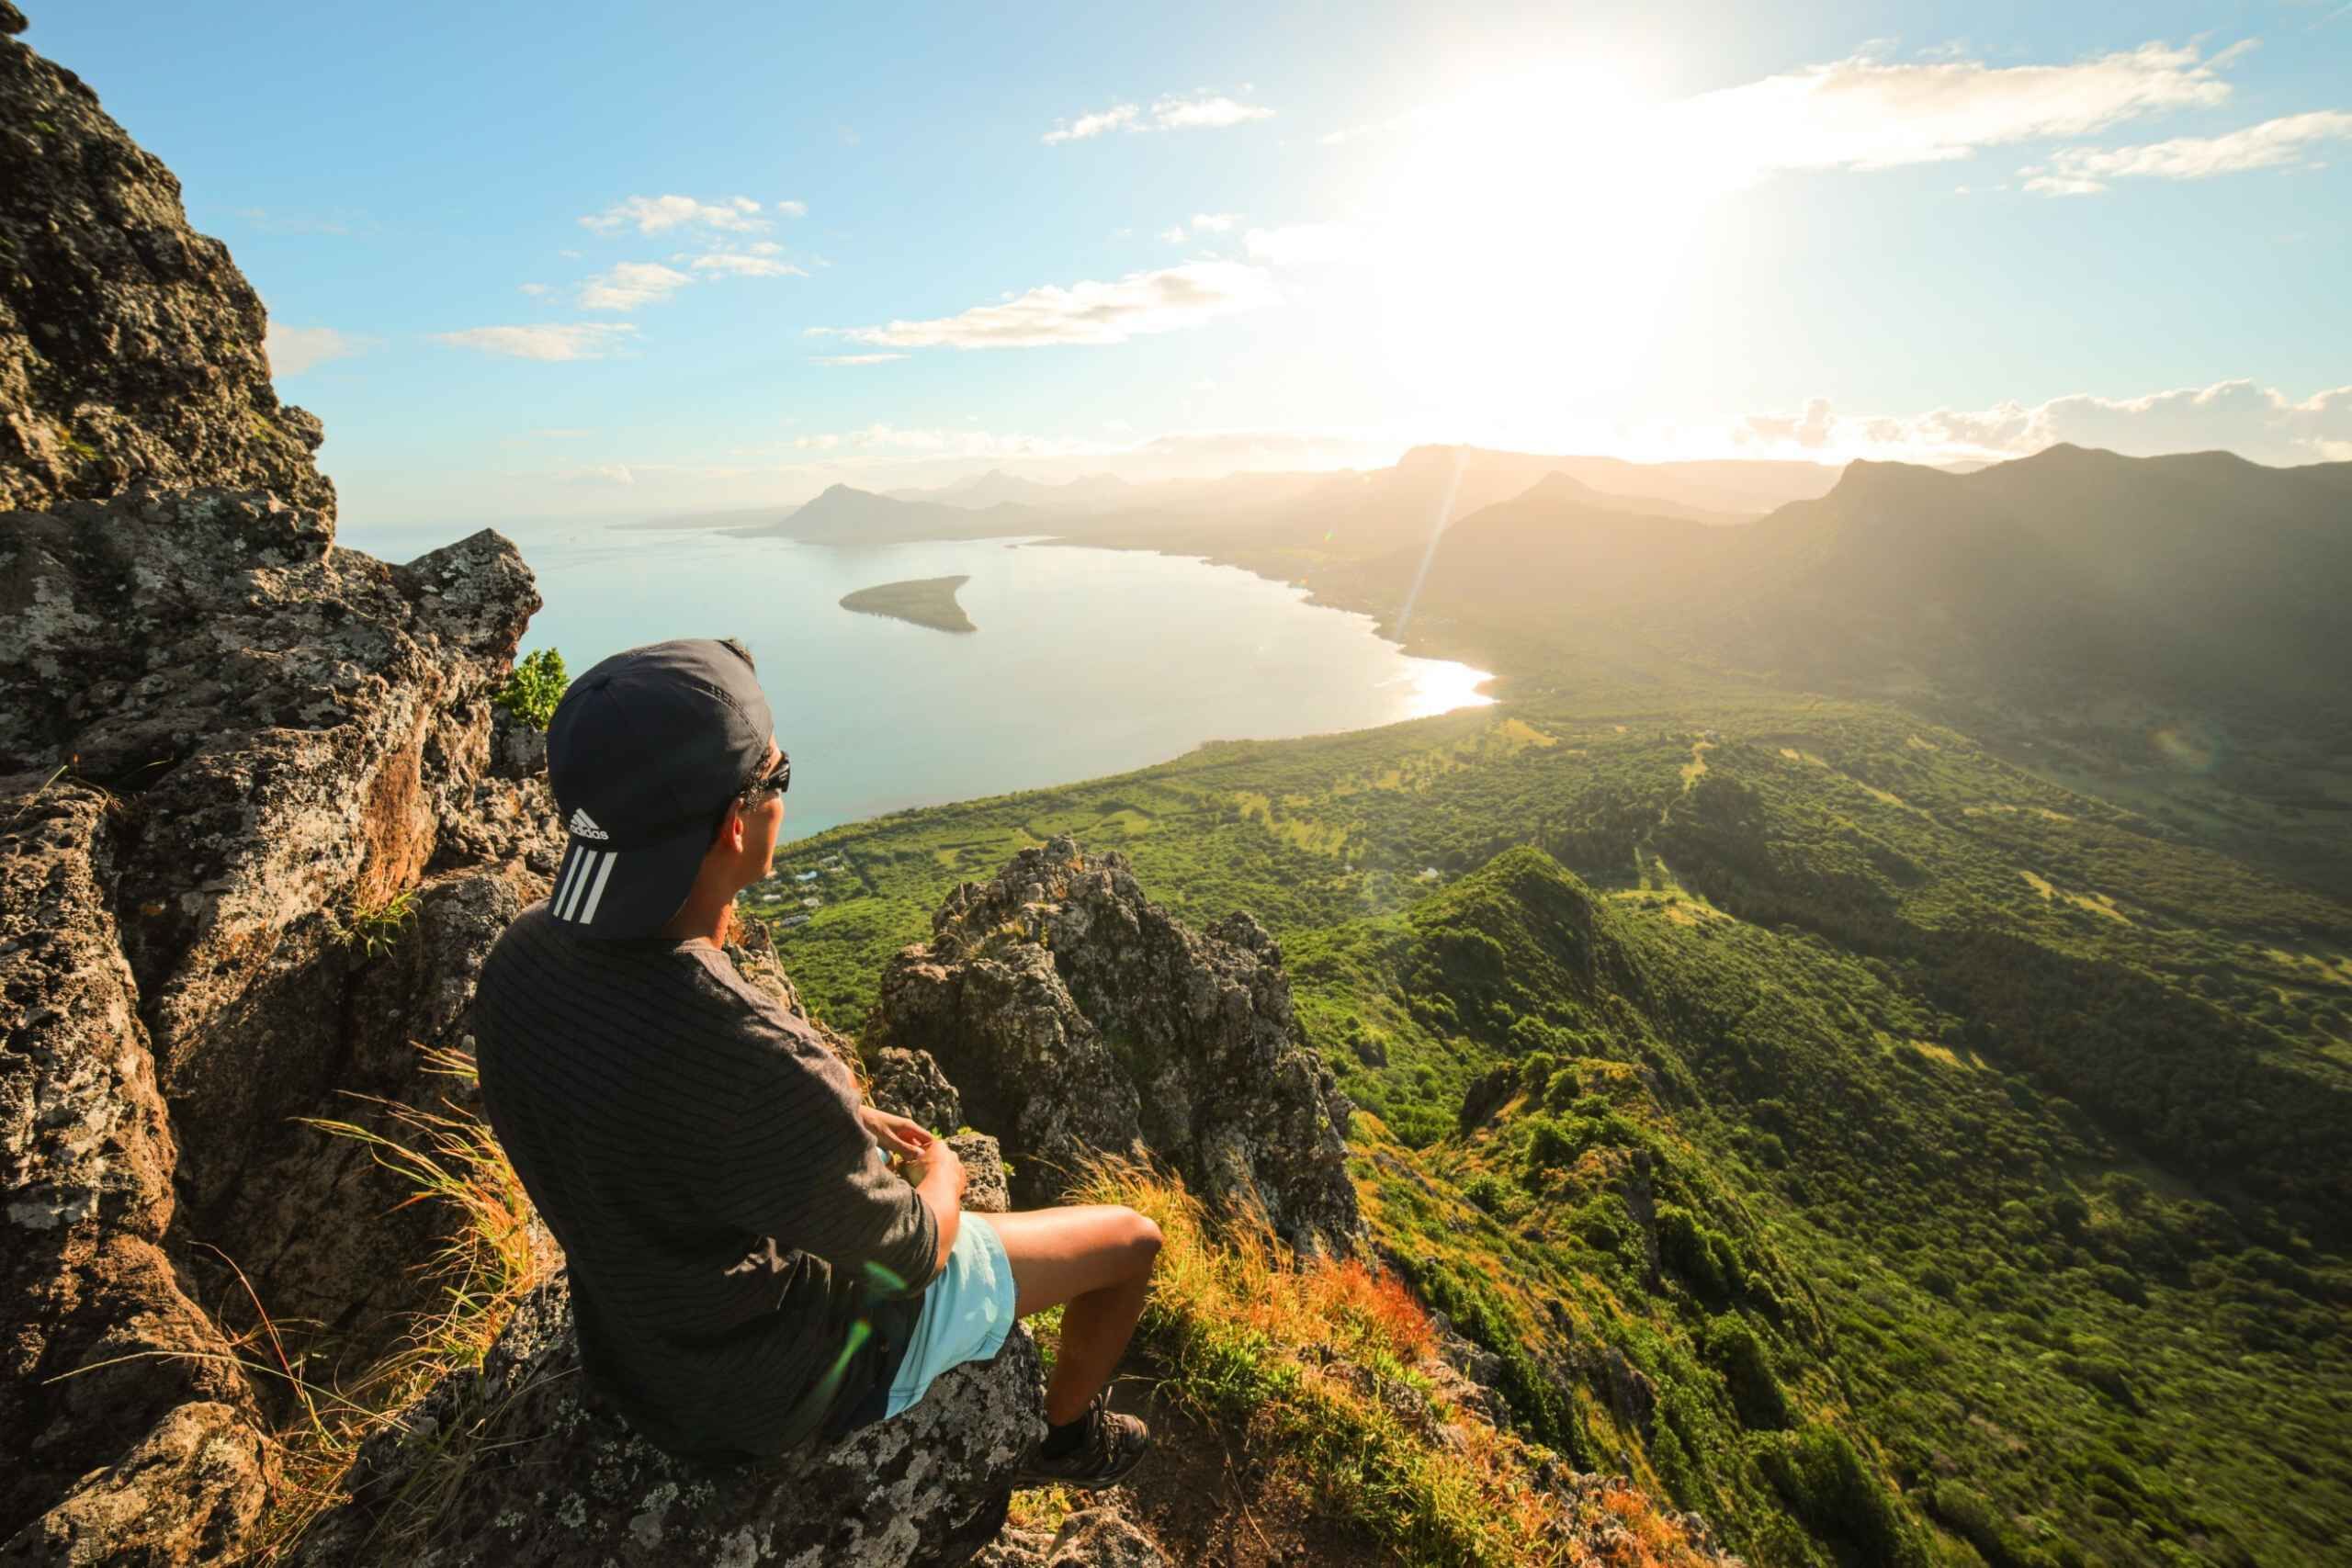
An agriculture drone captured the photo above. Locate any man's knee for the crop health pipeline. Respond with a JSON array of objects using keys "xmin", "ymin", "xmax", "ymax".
[{"xmin": 1122, "ymin": 1208, "xmax": 1163, "ymax": 1274}]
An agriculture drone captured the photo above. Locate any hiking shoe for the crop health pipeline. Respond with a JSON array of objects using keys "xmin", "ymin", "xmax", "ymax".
[{"xmin": 1014, "ymin": 1390, "xmax": 1150, "ymax": 1490}]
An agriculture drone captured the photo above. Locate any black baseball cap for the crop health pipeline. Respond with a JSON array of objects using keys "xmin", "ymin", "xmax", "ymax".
[{"xmin": 541, "ymin": 637, "xmax": 775, "ymax": 939}]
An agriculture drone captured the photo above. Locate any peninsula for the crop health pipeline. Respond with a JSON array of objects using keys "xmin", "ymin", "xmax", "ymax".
[{"xmin": 838, "ymin": 574, "xmax": 978, "ymax": 634}]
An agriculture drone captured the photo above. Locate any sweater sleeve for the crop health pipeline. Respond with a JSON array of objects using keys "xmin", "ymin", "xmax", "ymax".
[{"xmin": 708, "ymin": 1006, "xmax": 942, "ymax": 1300}]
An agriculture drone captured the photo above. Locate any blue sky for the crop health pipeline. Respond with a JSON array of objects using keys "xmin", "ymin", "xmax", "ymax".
[{"xmin": 28, "ymin": 1, "xmax": 2352, "ymax": 524}]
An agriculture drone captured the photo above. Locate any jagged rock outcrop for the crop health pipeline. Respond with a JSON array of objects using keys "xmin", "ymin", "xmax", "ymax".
[
  {"xmin": 0, "ymin": 3, "xmax": 333, "ymax": 514},
  {"xmin": 291, "ymin": 1144, "xmax": 1046, "ymax": 1568},
  {"xmin": 867, "ymin": 837, "xmax": 1360, "ymax": 1254},
  {"xmin": 0, "ymin": 12, "xmax": 560, "ymax": 1560}
]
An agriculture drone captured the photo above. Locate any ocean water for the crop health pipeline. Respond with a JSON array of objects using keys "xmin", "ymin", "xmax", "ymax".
[{"xmin": 339, "ymin": 519, "xmax": 1492, "ymax": 840}]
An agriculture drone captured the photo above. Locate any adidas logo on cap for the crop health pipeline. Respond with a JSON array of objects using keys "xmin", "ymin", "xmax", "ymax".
[{"xmin": 569, "ymin": 807, "xmax": 610, "ymax": 840}]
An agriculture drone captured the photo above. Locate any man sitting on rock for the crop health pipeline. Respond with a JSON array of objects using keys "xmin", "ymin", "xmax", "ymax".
[{"xmin": 472, "ymin": 637, "xmax": 1159, "ymax": 1488}]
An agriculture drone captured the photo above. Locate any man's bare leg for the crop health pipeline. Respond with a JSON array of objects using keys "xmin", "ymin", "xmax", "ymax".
[{"xmin": 986, "ymin": 1203, "xmax": 1161, "ymax": 1425}]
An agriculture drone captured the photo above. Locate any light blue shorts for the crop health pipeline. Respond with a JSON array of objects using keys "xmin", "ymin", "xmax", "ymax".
[{"xmin": 882, "ymin": 1213, "xmax": 1016, "ymax": 1417}]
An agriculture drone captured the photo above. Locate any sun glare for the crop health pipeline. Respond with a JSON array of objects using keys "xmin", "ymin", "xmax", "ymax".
[
  {"xmin": 1368, "ymin": 62, "xmax": 1706, "ymax": 433},
  {"xmin": 1398, "ymin": 658, "xmax": 1498, "ymax": 719}
]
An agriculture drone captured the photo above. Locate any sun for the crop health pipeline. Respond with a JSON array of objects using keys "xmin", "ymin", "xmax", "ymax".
[{"xmin": 1364, "ymin": 62, "xmax": 1707, "ymax": 436}]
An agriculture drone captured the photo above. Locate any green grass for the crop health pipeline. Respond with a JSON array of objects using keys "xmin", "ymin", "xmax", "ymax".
[{"xmin": 345, "ymin": 887, "xmax": 417, "ymax": 959}]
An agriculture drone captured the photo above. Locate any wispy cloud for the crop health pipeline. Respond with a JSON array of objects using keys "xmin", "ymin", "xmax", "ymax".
[
  {"xmin": 518, "ymin": 282, "xmax": 552, "ymax": 298},
  {"xmin": 1044, "ymin": 103, "xmax": 1139, "ymax": 144},
  {"xmin": 1734, "ymin": 378, "xmax": 2352, "ymax": 464},
  {"xmin": 2022, "ymin": 108, "xmax": 2352, "ymax": 193},
  {"xmin": 775, "ymin": 199, "xmax": 808, "ymax": 218},
  {"xmin": 811, "ymin": 353, "xmax": 909, "ymax": 366},
  {"xmin": 1668, "ymin": 40, "xmax": 2238, "ymax": 178},
  {"xmin": 579, "ymin": 194, "xmax": 768, "ymax": 235},
  {"xmin": 579, "ymin": 261, "xmax": 693, "ymax": 310},
  {"xmin": 1190, "ymin": 212, "xmax": 1239, "ymax": 231},
  {"xmin": 689, "ymin": 252, "xmax": 808, "ymax": 277},
  {"xmin": 1158, "ymin": 225, "xmax": 1188, "ymax": 244},
  {"xmin": 1044, "ymin": 90, "xmax": 1274, "ymax": 144},
  {"xmin": 1152, "ymin": 93, "xmax": 1275, "ymax": 131},
  {"xmin": 264, "ymin": 324, "xmax": 368, "ymax": 377},
  {"xmin": 813, "ymin": 261, "xmax": 1277, "ymax": 349},
  {"xmin": 432, "ymin": 323, "xmax": 639, "ymax": 361}
]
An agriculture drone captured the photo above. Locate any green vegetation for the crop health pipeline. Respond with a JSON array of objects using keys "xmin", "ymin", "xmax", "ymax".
[
  {"xmin": 491, "ymin": 647, "xmax": 568, "ymax": 730},
  {"xmin": 749, "ymin": 651, "xmax": 2352, "ymax": 1563},
  {"xmin": 1082, "ymin": 1161, "xmax": 1713, "ymax": 1566},
  {"xmin": 838, "ymin": 573, "xmax": 978, "ymax": 634},
  {"xmin": 345, "ymin": 886, "xmax": 417, "ymax": 959}
]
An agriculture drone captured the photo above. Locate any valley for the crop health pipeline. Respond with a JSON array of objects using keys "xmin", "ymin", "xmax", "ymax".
[{"xmin": 748, "ymin": 447, "xmax": 2352, "ymax": 1566}]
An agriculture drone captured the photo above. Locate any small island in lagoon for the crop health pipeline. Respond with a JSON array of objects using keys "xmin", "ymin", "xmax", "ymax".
[{"xmin": 839, "ymin": 574, "xmax": 978, "ymax": 634}]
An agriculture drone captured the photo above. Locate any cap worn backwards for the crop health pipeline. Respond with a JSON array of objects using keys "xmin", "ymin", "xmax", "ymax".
[{"xmin": 541, "ymin": 637, "xmax": 775, "ymax": 939}]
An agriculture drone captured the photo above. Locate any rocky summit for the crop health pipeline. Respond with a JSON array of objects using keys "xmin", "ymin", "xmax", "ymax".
[
  {"xmin": 866, "ymin": 836, "xmax": 1362, "ymax": 1255},
  {"xmin": 0, "ymin": 2, "xmax": 332, "ymax": 515}
]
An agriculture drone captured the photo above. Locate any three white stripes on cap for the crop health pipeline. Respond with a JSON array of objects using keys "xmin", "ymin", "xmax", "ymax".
[{"xmin": 552, "ymin": 841, "xmax": 617, "ymax": 924}]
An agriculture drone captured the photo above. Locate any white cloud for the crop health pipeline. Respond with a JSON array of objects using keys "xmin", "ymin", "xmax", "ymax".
[
  {"xmin": 580, "ymin": 194, "xmax": 769, "ymax": 235},
  {"xmin": 560, "ymin": 464, "xmax": 636, "ymax": 486},
  {"xmin": 690, "ymin": 252, "xmax": 809, "ymax": 277},
  {"xmin": 811, "ymin": 353, "xmax": 909, "ymax": 366},
  {"xmin": 263, "ymin": 324, "xmax": 366, "ymax": 377},
  {"xmin": 518, "ymin": 282, "xmax": 552, "ymax": 298},
  {"xmin": 1191, "ymin": 212, "xmax": 1239, "ymax": 231},
  {"xmin": 1158, "ymin": 225, "xmax": 1188, "ymax": 243},
  {"xmin": 1044, "ymin": 103, "xmax": 1141, "ymax": 144},
  {"xmin": 1666, "ymin": 40, "xmax": 2237, "ymax": 180},
  {"xmin": 1044, "ymin": 91, "xmax": 1273, "ymax": 143},
  {"xmin": 1150, "ymin": 92, "xmax": 1275, "ymax": 131},
  {"xmin": 813, "ymin": 261, "xmax": 1278, "ymax": 350},
  {"xmin": 579, "ymin": 261, "xmax": 693, "ymax": 310},
  {"xmin": 775, "ymin": 199, "xmax": 808, "ymax": 217},
  {"xmin": 2023, "ymin": 108, "xmax": 2352, "ymax": 193},
  {"xmin": 431, "ymin": 323, "xmax": 640, "ymax": 361},
  {"xmin": 1733, "ymin": 379, "xmax": 2352, "ymax": 465}
]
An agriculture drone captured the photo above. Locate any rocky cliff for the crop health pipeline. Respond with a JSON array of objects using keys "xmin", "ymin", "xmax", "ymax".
[
  {"xmin": 1, "ymin": 9, "xmax": 556, "ymax": 1561},
  {"xmin": 866, "ymin": 837, "xmax": 1362, "ymax": 1255}
]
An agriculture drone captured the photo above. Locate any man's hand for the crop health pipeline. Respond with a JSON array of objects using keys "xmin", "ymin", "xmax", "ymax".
[
  {"xmin": 910, "ymin": 1133, "xmax": 967, "ymax": 1201},
  {"xmin": 858, "ymin": 1105, "xmax": 933, "ymax": 1160}
]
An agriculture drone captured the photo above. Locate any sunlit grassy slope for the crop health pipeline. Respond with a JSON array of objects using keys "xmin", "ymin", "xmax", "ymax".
[{"xmin": 752, "ymin": 671, "xmax": 2352, "ymax": 1566}]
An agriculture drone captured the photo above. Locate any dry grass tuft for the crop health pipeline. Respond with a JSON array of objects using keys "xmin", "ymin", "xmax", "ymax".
[
  {"xmin": 1075, "ymin": 1159, "xmax": 1713, "ymax": 1567},
  {"xmin": 236, "ymin": 1045, "xmax": 556, "ymax": 1562}
]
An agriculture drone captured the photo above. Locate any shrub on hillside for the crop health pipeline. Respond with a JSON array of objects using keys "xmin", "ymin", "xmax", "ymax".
[{"xmin": 1756, "ymin": 1424, "xmax": 1925, "ymax": 1567}]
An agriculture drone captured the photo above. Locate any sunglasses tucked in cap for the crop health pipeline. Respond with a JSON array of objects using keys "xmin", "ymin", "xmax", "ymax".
[{"xmin": 541, "ymin": 637, "xmax": 775, "ymax": 940}]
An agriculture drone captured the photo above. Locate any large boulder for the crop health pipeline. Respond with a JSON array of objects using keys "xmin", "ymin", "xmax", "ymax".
[
  {"xmin": 290, "ymin": 1145, "xmax": 1046, "ymax": 1568},
  {"xmin": 867, "ymin": 837, "xmax": 1361, "ymax": 1255},
  {"xmin": 0, "ymin": 483, "xmax": 546, "ymax": 1212},
  {"xmin": 0, "ymin": 3, "xmax": 334, "ymax": 514}
]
